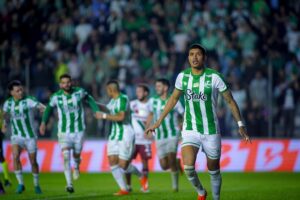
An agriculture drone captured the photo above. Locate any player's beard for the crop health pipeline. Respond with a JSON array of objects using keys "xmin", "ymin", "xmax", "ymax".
[
  {"xmin": 63, "ymin": 86, "xmax": 72, "ymax": 93},
  {"xmin": 139, "ymin": 96, "xmax": 147, "ymax": 102}
]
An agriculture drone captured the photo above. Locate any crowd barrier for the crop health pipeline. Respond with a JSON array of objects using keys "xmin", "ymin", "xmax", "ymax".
[{"xmin": 1, "ymin": 139, "xmax": 299, "ymax": 172}]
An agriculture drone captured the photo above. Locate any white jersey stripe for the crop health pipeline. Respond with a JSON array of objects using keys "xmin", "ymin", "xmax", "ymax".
[{"xmin": 199, "ymin": 75, "xmax": 209, "ymax": 135}]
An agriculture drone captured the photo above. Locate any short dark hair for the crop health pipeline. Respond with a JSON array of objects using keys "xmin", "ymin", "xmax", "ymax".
[
  {"xmin": 137, "ymin": 84, "xmax": 150, "ymax": 94},
  {"xmin": 188, "ymin": 43, "xmax": 206, "ymax": 56},
  {"xmin": 106, "ymin": 79, "xmax": 120, "ymax": 90},
  {"xmin": 59, "ymin": 74, "xmax": 72, "ymax": 81},
  {"xmin": 156, "ymin": 78, "xmax": 170, "ymax": 89},
  {"xmin": 7, "ymin": 80, "xmax": 22, "ymax": 91}
]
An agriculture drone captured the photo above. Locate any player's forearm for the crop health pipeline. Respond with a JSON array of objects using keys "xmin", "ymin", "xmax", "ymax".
[
  {"xmin": 157, "ymin": 93, "xmax": 179, "ymax": 125},
  {"xmin": 106, "ymin": 112, "xmax": 125, "ymax": 122},
  {"xmin": 95, "ymin": 102, "xmax": 109, "ymax": 113},
  {"xmin": 87, "ymin": 95, "xmax": 100, "ymax": 112},
  {"xmin": 42, "ymin": 105, "xmax": 52, "ymax": 123},
  {"xmin": 228, "ymin": 99, "xmax": 243, "ymax": 123},
  {"xmin": 145, "ymin": 113, "xmax": 153, "ymax": 128}
]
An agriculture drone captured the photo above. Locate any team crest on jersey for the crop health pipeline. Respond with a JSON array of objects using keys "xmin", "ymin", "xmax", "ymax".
[
  {"xmin": 185, "ymin": 89, "xmax": 207, "ymax": 101},
  {"xmin": 205, "ymin": 80, "xmax": 211, "ymax": 88}
]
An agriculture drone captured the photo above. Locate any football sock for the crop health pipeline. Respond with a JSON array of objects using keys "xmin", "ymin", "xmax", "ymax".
[
  {"xmin": 171, "ymin": 171, "xmax": 179, "ymax": 190},
  {"xmin": 74, "ymin": 157, "xmax": 81, "ymax": 170},
  {"xmin": 63, "ymin": 150, "xmax": 72, "ymax": 187},
  {"xmin": 33, "ymin": 173, "xmax": 39, "ymax": 186},
  {"xmin": 125, "ymin": 164, "xmax": 142, "ymax": 178},
  {"xmin": 2, "ymin": 161, "xmax": 11, "ymax": 181},
  {"xmin": 15, "ymin": 170, "xmax": 24, "ymax": 185},
  {"xmin": 184, "ymin": 165, "xmax": 205, "ymax": 195},
  {"xmin": 111, "ymin": 165, "xmax": 127, "ymax": 190},
  {"xmin": 209, "ymin": 169, "xmax": 222, "ymax": 200},
  {"xmin": 142, "ymin": 168, "xmax": 149, "ymax": 177}
]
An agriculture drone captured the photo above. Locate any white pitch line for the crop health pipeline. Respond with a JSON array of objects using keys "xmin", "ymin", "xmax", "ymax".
[{"xmin": 28, "ymin": 193, "xmax": 101, "ymax": 200}]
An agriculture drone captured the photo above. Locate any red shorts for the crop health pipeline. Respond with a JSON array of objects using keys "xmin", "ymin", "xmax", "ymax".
[{"xmin": 132, "ymin": 144, "xmax": 152, "ymax": 160}]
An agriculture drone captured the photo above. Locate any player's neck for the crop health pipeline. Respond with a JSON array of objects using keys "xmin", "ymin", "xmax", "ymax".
[
  {"xmin": 139, "ymin": 98, "xmax": 148, "ymax": 103},
  {"xmin": 112, "ymin": 92, "xmax": 120, "ymax": 99},
  {"xmin": 160, "ymin": 93, "xmax": 168, "ymax": 100},
  {"xmin": 191, "ymin": 66, "xmax": 205, "ymax": 75}
]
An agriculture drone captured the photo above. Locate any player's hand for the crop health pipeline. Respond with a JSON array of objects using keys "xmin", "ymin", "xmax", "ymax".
[
  {"xmin": 39, "ymin": 123, "xmax": 46, "ymax": 136},
  {"xmin": 239, "ymin": 126, "xmax": 251, "ymax": 143},
  {"xmin": 94, "ymin": 112, "xmax": 102, "ymax": 119},
  {"xmin": 144, "ymin": 121, "xmax": 160, "ymax": 139},
  {"xmin": 1, "ymin": 123, "xmax": 7, "ymax": 133}
]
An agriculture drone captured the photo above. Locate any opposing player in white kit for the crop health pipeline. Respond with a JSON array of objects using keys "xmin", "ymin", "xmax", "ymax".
[
  {"xmin": 147, "ymin": 78, "xmax": 184, "ymax": 192},
  {"xmin": 96, "ymin": 80, "xmax": 147, "ymax": 195},
  {"xmin": 2, "ymin": 80, "xmax": 44, "ymax": 194},
  {"xmin": 40, "ymin": 74, "xmax": 101, "ymax": 193},
  {"xmin": 146, "ymin": 44, "xmax": 251, "ymax": 200},
  {"xmin": 125, "ymin": 84, "xmax": 151, "ymax": 192}
]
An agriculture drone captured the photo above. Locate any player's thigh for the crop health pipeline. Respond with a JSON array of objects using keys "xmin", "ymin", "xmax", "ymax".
[
  {"xmin": 181, "ymin": 131, "xmax": 201, "ymax": 166},
  {"xmin": 202, "ymin": 134, "xmax": 221, "ymax": 161},
  {"xmin": 166, "ymin": 138, "xmax": 178, "ymax": 154},
  {"xmin": 107, "ymin": 140, "xmax": 119, "ymax": 158},
  {"xmin": 58, "ymin": 134, "xmax": 73, "ymax": 150},
  {"xmin": 25, "ymin": 138, "xmax": 37, "ymax": 154},
  {"xmin": 119, "ymin": 130, "xmax": 135, "ymax": 161},
  {"xmin": 73, "ymin": 132, "xmax": 84, "ymax": 154},
  {"xmin": 156, "ymin": 140, "xmax": 168, "ymax": 159},
  {"xmin": 137, "ymin": 144, "xmax": 152, "ymax": 160},
  {"xmin": 11, "ymin": 137, "xmax": 25, "ymax": 158}
]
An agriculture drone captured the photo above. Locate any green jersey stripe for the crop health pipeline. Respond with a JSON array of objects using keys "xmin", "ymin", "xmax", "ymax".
[
  {"xmin": 136, "ymin": 120, "xmax": 145, "ymax": 130},
  {"xmin": 161, "ymin": 118, "xmax": 168, "ymax": 139},
  {"xmin": 118, "ymin": 122, "xmax": 124, "ymax": 140},
  {"xmin": 170, "ymin": 110, "xmax": 176, "ymax": 136},
  {"xmin": 24, "ymin": 109, "xmax": 34, "ymax": 138},
  {"xmin": 182, "ymin": 70, "xmax": 192, "ymax": 130},
  {"xmin": 204, "ymin": 74, "xmax": 216, "ymax": 134}
]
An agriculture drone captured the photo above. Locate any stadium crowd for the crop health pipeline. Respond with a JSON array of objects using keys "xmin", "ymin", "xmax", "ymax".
[{"xmin": 0, "ymin": 0, "xmax": 299, "ymax": 138}]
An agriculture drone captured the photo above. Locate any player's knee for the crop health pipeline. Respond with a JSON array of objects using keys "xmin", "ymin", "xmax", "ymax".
[
  {"xmin": 184, "ymin": 165, "xmax": 195, "ymax": 177},
  {"xmin": 13, "ymin": 153, "xmax": 20, "ymax": 162},
  {"xmin": 62, "ymin": 150, "xmax": 71, "ymax": 168}
]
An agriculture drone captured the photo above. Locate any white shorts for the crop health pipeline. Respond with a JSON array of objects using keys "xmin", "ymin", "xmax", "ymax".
[
  {"xmin": 11, "ymin": 136, "xmax": 37, "ymax": 154},
  {"xmin": 156, "ymin": 138, "xmax": 178, "ymax": 159},
  {"xmin": 107, "ymin": 125, "xmax": 135, "ymax": 161},
  {"xmin": 58, "ymin": 132, "xmax": 84, "ymax": 154},
  {"xmin": 181, "ymin": 130, "xmax": 221, "ymax": 159}
]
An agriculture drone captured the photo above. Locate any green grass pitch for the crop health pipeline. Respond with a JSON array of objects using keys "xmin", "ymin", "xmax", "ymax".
[{"xmin": 1, "ymin": 172, "xmax": 300, "ymax": 200}]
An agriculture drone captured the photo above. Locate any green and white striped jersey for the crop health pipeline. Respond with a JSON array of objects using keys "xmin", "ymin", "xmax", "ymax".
[
  {"xmin": 175, "ymin": 67, "xmax": 228, "ymax": 135},
  {"xmin": 107, "ymin": 93, "xmax": 131, "ymax": 141},
  {"xmin": 46, "ymin": 87, "xmax": 93, "ymax": 134},
  {"xmin": 149, "ymin": 95, "xmax": 184, "ymax": 140},
  {"xmin": 3, "ymin": 96, "xmax": 41, "ymax": 138}
]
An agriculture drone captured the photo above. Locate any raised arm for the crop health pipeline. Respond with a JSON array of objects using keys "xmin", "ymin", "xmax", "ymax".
[
  {"xmin": 86, "ymin": 95, "xmax": 100, "ymax": 113},
  {"xmin": 145, "ymin": 88, "xmax": 182, "ymax": 135},
  {"xmin": 222, "ymin": 90, "xmax": 251, "ymax": 143}
]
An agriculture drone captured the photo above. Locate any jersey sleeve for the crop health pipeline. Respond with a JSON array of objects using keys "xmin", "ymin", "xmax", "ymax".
[
  {"xmin": 49, "ymin": 94, "xmax": 57, "ymax": 107},
  {"xmin": 175, "ymin": 72, "xmax": 184, "ymax": 91},
  {"xmin": 3, "ymin": 101, "xmax": 9, "ymax": 113},
  {"xmin": 214, "ymin": 73, "xmax": 228, "ymax": 93},
  {"xmin": 148, "ymin": 98, "xmax": 153, "ymax": 111},
  {"xmin": 27, "ymin": 96, "xmax": 39, "ymax": 108},
  {"xmin": 119, "ymin": 96, "xmax": 128, "ymax": 112}
]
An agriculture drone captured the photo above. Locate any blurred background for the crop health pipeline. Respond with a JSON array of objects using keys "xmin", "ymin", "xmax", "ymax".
[{"xmin": 0, "ymin": 0, "xmax": 299, "ymax": 140}]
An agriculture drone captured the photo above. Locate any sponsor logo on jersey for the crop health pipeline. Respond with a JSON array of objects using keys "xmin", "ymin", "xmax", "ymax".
[{"xmin": 185, "ymin": 89, "xmax": 207, "ymax": 101}]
